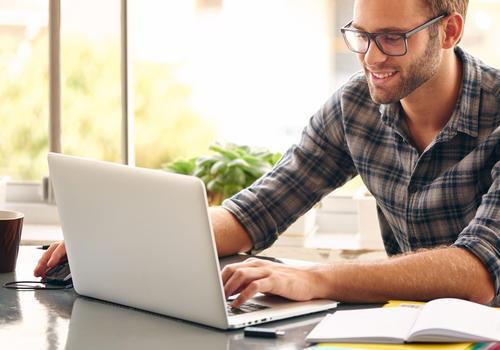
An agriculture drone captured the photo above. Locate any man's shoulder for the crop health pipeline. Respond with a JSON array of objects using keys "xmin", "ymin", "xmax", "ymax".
[
  {"xmin": 476, "ymin": 58, "xmax": 500, "ymax": 99},
  {"xmin": 481, "ymin": 65, "xmax": 500, "ymax": 99},
  {"xmin": 317, "ymin": 72, "xmax": 381, "ymax": 135},
  {"xmin": 340, "ymin": 71, "xmax": 370, "ymax": 96},
  {"xmin": 327, "ymin": 71, "xmax": 375, "ymax": 113},
  {"xmin": 460, "ymin": 48, "xmax": 500, "ymax": 98},
  {"xmin": 457, "ymin": 48, "xmax": 499, "ymax": 133}
]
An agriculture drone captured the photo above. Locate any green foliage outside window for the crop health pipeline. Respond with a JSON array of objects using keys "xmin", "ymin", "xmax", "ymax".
[
  {"xmin": 0, "ymin": 32, "xmax": 215, "ymax": 180},
  {"xmin": 0, "ymin": 30, "xmax": 49, "ymax": 180}
]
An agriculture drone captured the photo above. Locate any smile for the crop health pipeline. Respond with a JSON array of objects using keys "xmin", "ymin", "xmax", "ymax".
[
  {"xmin": 367, "ymin": 70, "xmax": 399, "ymax": 86},
  {"xmin": 371, "ymin": 71, "xmax": 397, "ymax": 79}
]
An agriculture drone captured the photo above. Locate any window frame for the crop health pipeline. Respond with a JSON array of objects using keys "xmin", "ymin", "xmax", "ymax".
[
  {"xmin": 7, "ymin": 0, "xmax": 134, "ymax": 205},
  {"xmin": 5, "ymin": 0, "xmax": 363, "ymax": 248}
]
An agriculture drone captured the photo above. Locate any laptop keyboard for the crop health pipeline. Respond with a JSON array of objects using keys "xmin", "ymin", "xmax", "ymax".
[{"xmin": 226, "ymin": 301, "xmax": 270, "ymax": 316}]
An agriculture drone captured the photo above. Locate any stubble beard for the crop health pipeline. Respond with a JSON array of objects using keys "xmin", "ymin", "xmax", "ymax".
[{"xmin": 365, "ymin": 34, "xmax": 442, "ymax": 105}]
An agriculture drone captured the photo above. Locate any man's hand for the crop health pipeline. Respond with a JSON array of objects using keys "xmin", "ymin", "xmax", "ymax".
[
  {"xmin": 33, "ymin": 241, "xmax": 67, "ymax": 277},
  {"xmin": 221, "ymin": 258, "xmax": 319, "ymax": 307}
]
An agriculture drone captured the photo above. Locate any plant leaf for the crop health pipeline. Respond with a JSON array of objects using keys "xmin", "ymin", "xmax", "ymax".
[
  {"xmin": 163, "ymin": 158, "xmax": 195, "ymax": 175},
  {"xmin": 210, "ymin": 160, "xmax": 227, "ymax": 175},
  {"xmin": 209, "ymin": 144, "xmax": 239, "ymax": 160},
  {"xmin": 207, "ymin": 179, "xmax": 223, "ymax": 192},
  {"xmin": 227, "ymin": 158, "xmax": 250, "ymax": 168}
]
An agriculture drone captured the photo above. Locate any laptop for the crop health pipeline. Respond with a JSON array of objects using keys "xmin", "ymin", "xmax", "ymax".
[{"xmin": 48, "ymin": 152, "xmax": 338, "ymax": 329}]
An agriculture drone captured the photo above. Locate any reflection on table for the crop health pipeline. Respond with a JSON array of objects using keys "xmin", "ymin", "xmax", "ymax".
[{"xmin": 1, "ymin": 246, "xmax": 338, "ymax": 350}]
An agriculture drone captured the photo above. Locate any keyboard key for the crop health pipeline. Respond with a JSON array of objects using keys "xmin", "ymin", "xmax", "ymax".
[{"xmin": 226, "ymin": 301, "xmax": 269, "ymax": 316}]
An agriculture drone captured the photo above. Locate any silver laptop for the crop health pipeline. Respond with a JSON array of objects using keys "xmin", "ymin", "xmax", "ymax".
[{"xmin": 48, "ymin": 152, "xmax": 338, "ymax": 329}]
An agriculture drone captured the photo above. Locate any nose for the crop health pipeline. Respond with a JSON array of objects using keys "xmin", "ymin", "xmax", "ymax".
[{"xmin": 362, "ymin": 40, "xmax": 388, "ymax": 66}]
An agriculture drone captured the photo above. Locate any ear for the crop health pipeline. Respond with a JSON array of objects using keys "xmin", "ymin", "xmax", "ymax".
[{"xmin": 441, "ymin": 13, "xmax": 464, "ymax": 49}]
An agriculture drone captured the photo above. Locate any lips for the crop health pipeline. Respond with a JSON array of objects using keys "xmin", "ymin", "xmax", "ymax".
[
  {"xmin": 371, "ymin": 71, "xmax": 397, "ymax": 79},
  {"xmin": 367, "ymin": 70, "xmax": 398, "ymax": 86}
]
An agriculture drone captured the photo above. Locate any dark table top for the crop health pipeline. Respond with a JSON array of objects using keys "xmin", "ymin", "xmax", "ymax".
[{"xmin": 1, "ymin": 246, "xmax": 362, "ymax": 350}]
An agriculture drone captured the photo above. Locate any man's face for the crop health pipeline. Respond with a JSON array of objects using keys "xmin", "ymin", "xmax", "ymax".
[{"xmin": 352, "ymin": 0, "xmax": 443, "ymax": 104}]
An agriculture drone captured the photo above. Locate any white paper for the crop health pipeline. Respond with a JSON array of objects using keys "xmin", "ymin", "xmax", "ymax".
[
  {"xmin": 306, "ymin": 307, "xmax": 421, "ymax": 343},
  {"xmin": 409, "ymin": 298, "xmax": 500, "ymax": 342}
]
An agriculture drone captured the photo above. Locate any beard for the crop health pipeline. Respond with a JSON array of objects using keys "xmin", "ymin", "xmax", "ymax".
[{"xmin": 365, "ymin": 33, "xmax": 442, "ymax": 104}]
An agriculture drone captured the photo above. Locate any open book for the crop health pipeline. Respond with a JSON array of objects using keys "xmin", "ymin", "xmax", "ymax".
[{"xmin": 306, "ymin": 298, "xmax": 500, "ymax": 343}]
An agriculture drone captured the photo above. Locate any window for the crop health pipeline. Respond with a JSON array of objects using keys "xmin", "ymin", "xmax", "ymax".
[
  {"xmin": 461, "ymin": 1, "xmax": 500, "ymax": 66},
  {"xmin": 129, "ymin": 0, "xmax": 342, "ymax": 170},
  {"xmin": 60, "ymin": 0, "xmax": 122, "ymax": 163},
  {"xmin": 2, "ymin": 0, "xmax": 499, "ymax": 231},
  {"xmin": 0, "ymin": 1, "xmax": 49, "ymax": 181}
]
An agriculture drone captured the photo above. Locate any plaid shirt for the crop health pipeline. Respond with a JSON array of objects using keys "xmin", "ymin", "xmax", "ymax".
[{"xmin": 222, "ymin": 47, "xmax": 500, "ymax": 305}]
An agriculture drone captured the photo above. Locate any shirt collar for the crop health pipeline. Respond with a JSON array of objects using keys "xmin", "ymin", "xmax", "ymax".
[
  {"xmin": 452, "ymin": 47, "xmax": 480, "ymax": 138},
  {"xmin": 378, "ymin": 47, "xmax": 481, "ymax": 139}
]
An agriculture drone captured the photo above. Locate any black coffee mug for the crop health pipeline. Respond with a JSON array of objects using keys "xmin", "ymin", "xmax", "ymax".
[{"xmin": 0, "ymin": 211, "xmax": 24, "ymax": 273}]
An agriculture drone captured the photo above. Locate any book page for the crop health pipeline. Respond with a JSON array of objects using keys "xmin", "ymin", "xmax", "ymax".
[
  {"xmin": 306, "ymin": 307, "xmax": 421, "ymax": 343},
  {"xmin": 409, "ymin": 298, "xmax": 500, "ymax": 342}
]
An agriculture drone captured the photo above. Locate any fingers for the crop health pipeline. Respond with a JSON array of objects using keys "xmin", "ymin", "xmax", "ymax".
[
  {"xmin": 33, "ymin": 241, "xmax": 66, "ymax": 277},
  {"xmin": 222, "ymin": 258, "xmax": 277, "ymax": 307},
  {"xmin": 221, "ymin": 258, "xmax": 318, "ymax": 308},
  {"xmin": 223, "ymin": 266, "xmax": 270, "ymax": 298},
  {"xmin": 34, "ymin": 243, "xmax": 58, "ymax": 277},
  {"xmin": 221, "ymin": 258, "xmax": 266, "ymax": 282},
  {"xmin": 47, "ymin": 242, "xmax": 67, "ymax": 267},
  {"xmin": 231, "ymin": 278, "xmax": 274, "ymax": 308}
]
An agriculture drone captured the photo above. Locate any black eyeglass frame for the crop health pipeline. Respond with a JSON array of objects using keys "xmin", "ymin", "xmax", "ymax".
[{"xmin": 340, "ymin": 13, "xmax": 448, "ymax": 56}]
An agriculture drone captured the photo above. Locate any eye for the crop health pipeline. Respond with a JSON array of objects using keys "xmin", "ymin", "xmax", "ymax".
[
  {"xmin": 380, "ymin": 34, "xmax": 403, "ymax": 46},
  {"xmin": 352, "ymin": 31, "xmax": 368, "ymax": 42}
]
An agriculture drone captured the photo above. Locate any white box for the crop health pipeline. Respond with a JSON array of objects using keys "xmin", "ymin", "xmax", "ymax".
[
  {"xmin": 354, "ymin": 187, "xmax": 385, "ymax": 250},
  {"xmin": 281, "ymin": 208, "xmax": 317, "ymax": 237}
]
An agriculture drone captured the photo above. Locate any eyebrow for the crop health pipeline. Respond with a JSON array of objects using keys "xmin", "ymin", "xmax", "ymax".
[{"xmin": 351, "ymin": 22, "xmax": 408, "ymax": 33}]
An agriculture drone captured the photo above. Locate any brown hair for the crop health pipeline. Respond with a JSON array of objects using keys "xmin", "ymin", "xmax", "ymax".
[{"xmin": 420, "ymin": 0, "xmax": 469, "ymax": 21}]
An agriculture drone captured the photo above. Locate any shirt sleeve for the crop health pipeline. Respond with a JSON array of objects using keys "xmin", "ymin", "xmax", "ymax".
[
  {"xmin": 453, "ymin": 158, "xmax": 500, "ymax": 306},
  {"xmin": 222, "ymin": 90, "xmax": 358, "ymax": 253}
]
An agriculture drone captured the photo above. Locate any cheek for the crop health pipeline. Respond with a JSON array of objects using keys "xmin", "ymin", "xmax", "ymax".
[{"xmin": 357, "ymin": 53, "xmax": 365, "ymax": 65}]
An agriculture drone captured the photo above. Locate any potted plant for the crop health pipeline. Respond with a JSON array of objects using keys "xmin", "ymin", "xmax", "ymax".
[{"xmin": 163, "ymin": 143, "xmax": 282, "ymax": 206}]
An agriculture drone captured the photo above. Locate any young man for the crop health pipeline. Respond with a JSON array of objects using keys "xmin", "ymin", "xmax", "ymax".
[{"xmin": 35, "ymin": 0, "xmax": 499, "ymax": 307}]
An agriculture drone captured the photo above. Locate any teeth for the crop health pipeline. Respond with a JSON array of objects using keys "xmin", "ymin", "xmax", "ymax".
[{"xmin": 372, "ymin": 71, "xmax": 396, "ymax": 79}]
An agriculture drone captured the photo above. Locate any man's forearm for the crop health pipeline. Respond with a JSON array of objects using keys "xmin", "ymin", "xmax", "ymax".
[
  {"xmin": 210, "ymin": 206, "xmax": 253, "ymax": 257},
  {"xmin": 311, "ymin": 247, "xmax": 495, "ymax": 305}
]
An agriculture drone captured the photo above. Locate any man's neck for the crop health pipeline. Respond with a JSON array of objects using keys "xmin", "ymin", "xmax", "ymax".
[{"xmin": 400, "ymin": 50, "xmax": 463, "ymax": 152}]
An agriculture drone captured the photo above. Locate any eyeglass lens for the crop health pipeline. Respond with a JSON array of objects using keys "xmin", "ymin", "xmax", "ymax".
[{"xmin": 343, "ymin": 31, "xmax": 406, "ymax": 56}]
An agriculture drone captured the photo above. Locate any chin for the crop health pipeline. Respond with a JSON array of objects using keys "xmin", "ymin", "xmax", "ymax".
[{"xmin": 368, "ymin": 87, "xmax": 400, "ymax": 105}]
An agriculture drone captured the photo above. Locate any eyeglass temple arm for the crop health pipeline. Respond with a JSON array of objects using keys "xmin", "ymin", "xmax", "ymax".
[
  {"xmin": 404, "ymin": 13, "xmax": 448, "ymax": 38},
  {"xmin": 341, "ymin": 20, "xmax": 353, "ymax": 30}
]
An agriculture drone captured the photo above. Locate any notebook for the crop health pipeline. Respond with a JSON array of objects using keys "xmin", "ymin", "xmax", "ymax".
[
  {"xmin": 306, "ymin": 298, "xmax": 500, "ymax": 343},
  {"xmin": 48, "ymin": 152, "xmax": 338, "ymax": 329}
]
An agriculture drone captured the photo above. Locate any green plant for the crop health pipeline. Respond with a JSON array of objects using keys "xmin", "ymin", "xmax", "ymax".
[
  {"xmin": 163, "ymin": 143, "xmax": 282, "ymax": 206},
  {"xmin": 0, "ymin": 33, "xmax": 214, "ymax": 180}
]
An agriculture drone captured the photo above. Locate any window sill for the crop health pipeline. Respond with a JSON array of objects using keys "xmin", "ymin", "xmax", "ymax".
[
  {"xmin": 5, "ymin": 202, "xmax": 59, "ymax": 225},
  {"xmin": 6, "ymin": 186, "xmax": 381, "ymax": 250},
  {"xmin": 21, "ymin": 224, "xmax": 63, "ymax": 245},
  {"xmin": 305, "ymin": 232, "xmax": 383, "ymax": 250}
]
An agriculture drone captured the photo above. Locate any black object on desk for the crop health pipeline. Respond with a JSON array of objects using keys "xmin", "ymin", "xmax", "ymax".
[
  {"xmin": 3, "ymin": 261, "xmax": 72, "ymax": 290},
  {"xmin": 244, "ymin": 327, "xmax": 285, "ymax": 338},
  {"xmin": 42, "ymin": 261, "xmax": 72, "ymax": 286}
]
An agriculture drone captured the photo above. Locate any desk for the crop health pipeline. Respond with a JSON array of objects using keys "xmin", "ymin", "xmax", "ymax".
[{"xmin": 1, "ymin": 247, "xmax": 373, "ymax": 350}]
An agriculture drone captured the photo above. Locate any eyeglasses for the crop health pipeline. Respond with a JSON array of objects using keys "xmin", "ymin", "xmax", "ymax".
[{"xmin": 340, "ymin": 14, "xmax": 447, "ymax": 56}]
